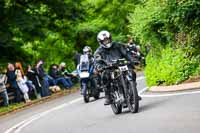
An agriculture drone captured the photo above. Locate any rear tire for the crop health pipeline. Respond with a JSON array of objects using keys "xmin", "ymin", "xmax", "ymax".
[{"xmin": 127, "ymin": 81, "xmax": 139, "ymax": 113}]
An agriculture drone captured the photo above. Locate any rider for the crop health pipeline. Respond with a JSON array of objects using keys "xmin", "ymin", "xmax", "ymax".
[
  {"xmin": 83, "ymin": 46, "xmax": 93, "ymax": 62},
  {"xmin": 94, "ymin": 30, "xmax": 141, "ymax": 105},
  {"xmin": 79, "ymin": 46, "xmax": 95, "ymax": 94}
]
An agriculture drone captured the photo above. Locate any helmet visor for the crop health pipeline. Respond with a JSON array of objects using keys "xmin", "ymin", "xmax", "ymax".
[
  {"xmin": 83, "ymin": 49, "xmax": 91, "ymax": 54},
  {"xmin": 102, "ymin": 38, "xmax": 111, "ymax": 45}
]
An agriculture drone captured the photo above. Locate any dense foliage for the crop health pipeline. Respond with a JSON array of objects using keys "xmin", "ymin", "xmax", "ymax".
[
  {"xmin": 128, "ymin": 0, "xmax": 200, "ymax": 86},
  {"xmin": 0, "ymin": 0, "xmax": 199, "ymax": 85}
]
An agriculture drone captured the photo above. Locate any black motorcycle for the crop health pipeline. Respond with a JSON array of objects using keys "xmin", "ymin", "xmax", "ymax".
[{"xmin": 100, "ymin": 59, "xmax": 139, "ymax": 114}]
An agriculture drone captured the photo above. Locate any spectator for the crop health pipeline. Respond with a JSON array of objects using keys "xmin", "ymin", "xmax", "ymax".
[
  {"xmin": 58, "ymin": 62, "xmax": 77, "ymax": 84},
  {"xmin": 0, "ymin": 68, "xmax": 9, "ymax": 106},
  {"xmin": 49, "ymin": 64, "xmax": 72, "ymax": 89},
  {"xmin": 6, "ymin": 63, "xmax": 22, "ymax": 103},
  {"xmin": 127, "ymin": 35, "xmax": 136, "ymax": 46},
  {"xmin": 26, "ymin": 65, "xmax": 41, "ymax": 99},
  {"xmin": 15, "ymin": 62, "xmax": 25, "ymax": 76},
  {"xmin": 35, "ymin": 60, "xmax": 51, "ymax": 97},
  {"xmin": 15, "ymin": 68, "xmax": 31, "ymax": 103}
]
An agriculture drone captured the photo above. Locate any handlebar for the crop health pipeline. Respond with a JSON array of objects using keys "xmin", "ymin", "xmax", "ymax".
[{"xmin": 97, "ymin": 59, "xmax": 133, "ymax": 72}]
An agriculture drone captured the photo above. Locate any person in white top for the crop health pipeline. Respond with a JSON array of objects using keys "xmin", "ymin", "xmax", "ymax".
[{"xmin": 15, "ymin": 69, "xmax": 31, "ymax": 103}]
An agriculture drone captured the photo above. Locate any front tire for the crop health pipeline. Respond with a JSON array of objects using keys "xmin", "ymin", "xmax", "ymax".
[
  {"xmin": 127, "ymin": 81, "xmax": 139, "ymax": 113},
  {"xmin": 111, "ymin": 103, "xmax": 122, "ymax": 114},
  {"xmin": 83, "ymin": 93, "xmax": 90, "ymax": 103},
  {"xmin": 93, "ymin": 91, "xmax": 100, "ymax": 100},
  {"xmin": 110, "ymin": 91, "xmax": 122, "ymax": 114},
  {"xmin": 83, "ymin": 85, "xmax": 90, "ymax": 103}
]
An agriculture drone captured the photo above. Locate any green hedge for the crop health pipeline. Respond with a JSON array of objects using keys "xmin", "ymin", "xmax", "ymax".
[{"xmin": 145, "ymin": 47, "xmax": 199, "ymax": 86}]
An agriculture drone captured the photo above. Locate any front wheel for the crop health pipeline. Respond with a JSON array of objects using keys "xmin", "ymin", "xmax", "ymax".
[
  {"xmin": 110, "ymin": 91, "xmax": 122, "ymax": 114},
  {"xmin": 93, "ymin": 91, "xmax": 100, "ymax": 100},
  {"xmin": 83, "ymin": 85, "xmax": 90, "ymax": 103},
  {"xmin": 127, "ymin": 81, "xmax": 139, "ymax": 113}
]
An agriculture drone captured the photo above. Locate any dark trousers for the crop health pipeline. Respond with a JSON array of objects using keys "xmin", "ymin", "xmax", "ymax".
[
  {"xmin": 40, "ymin": 76, "xmax": 51, "ymax": 97},
  {"xmin": 11, "ymin": 81, "xmax": 22, "ymax": 103},
  {"xmin": 0, "ymin": 90, "xmax": 9, "ymax": 106},
  {"xmin": 53, "ymin": 77, "xmax": 71, "ymax": 88}
]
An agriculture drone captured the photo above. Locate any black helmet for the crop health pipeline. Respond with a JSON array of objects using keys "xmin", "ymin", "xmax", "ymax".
[{"xmin": 97, "ymin": 30, "xmax": 112, "ymax": 48}]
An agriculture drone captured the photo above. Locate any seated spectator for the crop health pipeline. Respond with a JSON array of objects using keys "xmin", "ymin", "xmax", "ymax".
[
  {"xmin": 26, "ymin": 65, "xmax": 41, "ymax": 99},
  {"xmin": 6, "ymin": 63, "xmax": 22, "ymax": 103},
  {"xmin": 0, "ymin": 68, "xmax": 9, "ymax": 106},
  {"xmin": 35, "ymin": 60, "xmax": 51, "ymax": 97},
  {"xmin": 58, "ymin": 62, "xmax": 76, "ymax": 84},
  {"xmin": 49, "ymin": 64, "xmax": 72, "ymax": 89},
  {"xmin": 15, "ymin": 68, "xmax": 31, "ymax": 103}
]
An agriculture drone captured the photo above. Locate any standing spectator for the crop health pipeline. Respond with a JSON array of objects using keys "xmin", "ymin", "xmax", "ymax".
[
  {"xmin": 0, "ymin": 68, "xmax": 9, "ymax": 106},
  {"xmin": 127, "ymin": 35, "xmax": 137, "ymax": 46},
  {"xmin": 35, "ymin": 60, "xmax": 51, "ymax": 97},
  {"xmin": 6, "ymin": 63, "xmax": 22, "ymax": 103}
]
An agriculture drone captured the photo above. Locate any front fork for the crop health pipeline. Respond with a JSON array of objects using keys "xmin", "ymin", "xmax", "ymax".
[{"xmin": 120, "ymin": 71, "xmax": 134, "ymax": 101}]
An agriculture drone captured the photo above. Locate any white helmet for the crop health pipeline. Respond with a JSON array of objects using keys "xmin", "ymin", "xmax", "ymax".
[
  {"xmin": 97, "ymin": 30, "xmax": 112, "ymax": 48},
  {"xmin": 83, "ymin": 46, "xmax": 92, "ymax": 55}
]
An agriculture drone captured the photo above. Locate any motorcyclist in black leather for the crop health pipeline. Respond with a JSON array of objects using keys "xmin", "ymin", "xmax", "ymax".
[{"xmin": 94, "ymin": 30, "xmax": 141, "ymax": 105}]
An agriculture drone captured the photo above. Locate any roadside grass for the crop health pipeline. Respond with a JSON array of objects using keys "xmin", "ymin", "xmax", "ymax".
[
  {"xmin": 0, "ymin": 103, "xmax": 24, "ymax": 114},
  {"xmin": 0, "ymin": 84, "xmax": 80, "ymax": 116}
]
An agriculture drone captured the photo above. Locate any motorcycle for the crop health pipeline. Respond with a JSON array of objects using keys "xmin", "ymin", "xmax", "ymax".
[
  {"xmin": 99, "ymin": 58, "xmax": 139, "ymax": 114},
  {"xmin": 77, "ymin": 54, "xmax": 100, "ymax": 103}
]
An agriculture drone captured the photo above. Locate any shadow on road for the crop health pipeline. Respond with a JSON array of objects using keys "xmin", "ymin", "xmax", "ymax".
[
  {"xmin": 84, "ymin": 96, "xmax": 105, "ymax": 104},
  {"xmin": 119, "ymin": 97, "xmax": 174, "ymax": 115},
  {"xmin": 139, "ymin": 99, "xmax": 170, "ymax": 113}
]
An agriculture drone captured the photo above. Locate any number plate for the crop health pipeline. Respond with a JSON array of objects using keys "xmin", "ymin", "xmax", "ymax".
[{"xmin": 119, "ymin": 65, "xmax": 128, "ymax": 71}]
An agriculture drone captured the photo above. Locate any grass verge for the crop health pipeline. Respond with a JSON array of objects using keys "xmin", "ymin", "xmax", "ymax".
[{"xmin": 0, "ymin": 85, "xmax": 80, "ymax": 117}]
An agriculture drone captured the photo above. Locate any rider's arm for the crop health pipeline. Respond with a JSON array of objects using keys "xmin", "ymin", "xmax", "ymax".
[{"xmin": 94, "ymin": 50, "xmax": 107, "ymax": 71}]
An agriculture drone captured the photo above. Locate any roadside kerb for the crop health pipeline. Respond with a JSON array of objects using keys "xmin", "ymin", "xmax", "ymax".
[
  {"xmin": 0, "ymin": 87, "xmax": 79, "ymax": 117},
  {"xmin": 149, "ymin": 81, "xmax": 200, "ymax": 92}
]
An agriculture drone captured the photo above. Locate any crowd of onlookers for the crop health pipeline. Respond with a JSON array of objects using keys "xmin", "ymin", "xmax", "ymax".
[{"xmin": 0, "ymin": 60, "xmax": 78, "ymax": 107}]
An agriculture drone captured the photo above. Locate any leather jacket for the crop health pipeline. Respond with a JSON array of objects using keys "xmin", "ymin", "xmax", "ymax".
[{"xmin": 94, "ymin": 42, "xmax": 133, "ymax": 69}]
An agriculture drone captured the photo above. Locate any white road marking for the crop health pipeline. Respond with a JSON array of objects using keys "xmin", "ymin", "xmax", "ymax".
[
  {"xmin": 136, "ymin": 76, "xmax": 145, "ymax": 81},
  {"xmin": 4, "ymin": 97, "xmax": 82, "ymax": 133},
  {"xmin": 139, "ymin": 87, "xmax": 148, "ymax": 95},
  {"xmin": 5, "ymin": 76, "xmax": 146, "ymax": 133},
  {"xmin": 140, "ymin": 90, "xmax": 200, "ymax": 98},
  {"xmin": 138, "ymin": 86, "xmax": 200, "ymax": 98}
]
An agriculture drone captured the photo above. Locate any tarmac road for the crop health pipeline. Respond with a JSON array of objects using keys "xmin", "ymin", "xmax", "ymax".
[{"xmin": 1, "ymin": 73, "xmax": 200, "ymax": 133}]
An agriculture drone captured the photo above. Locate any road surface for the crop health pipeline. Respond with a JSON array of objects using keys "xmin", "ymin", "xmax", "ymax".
[{"xmin": 1, "ymin": 73, "xmax": 200, "ymax": 133}]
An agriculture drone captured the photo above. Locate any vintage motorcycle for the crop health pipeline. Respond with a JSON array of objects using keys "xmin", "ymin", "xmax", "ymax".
[{"xmin": 99, "ymin": 58, "xmax": 139, "ymax": 114}]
